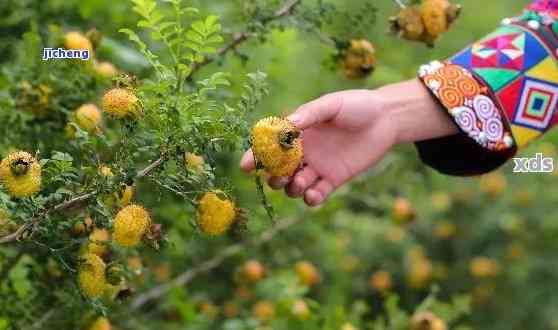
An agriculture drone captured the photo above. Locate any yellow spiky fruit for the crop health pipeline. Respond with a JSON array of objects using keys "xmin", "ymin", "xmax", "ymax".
[
  {"xmin": 0, "ymin": 151, "xmax": 41, "ymax": 198},
  {"xmin": 113, "ymin": 204, "xmax": 151, "ymax": 247},
  {"xmin": 88, "ymin": 317, "xmax": 112, "ymax": 330},
  {"xmin": 295, "ymin": 261, "xmax": 321, "ymax": 287},
  {"xmin": 196, "ymin": 192, "xmax": 236, "ymax": 235},
  {"xmin": 369, "ymin": 270, "xmax": 393, "ymax": 293},
  {"xmin": 291, "ymin": 299, "xmax": 311, "ymax": 320},
  {"xmin": 78, "ymin": 253, "xmax": 107, "ymax": 298},
  {"xmin": 421, "ymin": 0, "xmax": 449, "ymax": 37},
  {"xmin": 102, "ymin": 88, "xmax": 141, "ymax": 119},
  {"xmin": 87, "ymin": 228, "xmax": 110, "ymax": 256},
  {"xmin": 341, "ymin": 39, "xmax": 376, "ymax": 80},
  {"xmin": 64, "ymin": 31, "xmax": 93, "ymax": 54},
  {"xmin": 411, "ymin": 311, "xmax": 447, "ymax": 330},
  {"xmin": 251, "ymin": 117, "xmax": 303, "ymax": 177},
  {"xmin": 252, "ymin": 300, "xmax": 276, "ymax": 322},
  {"xmin": 95, "ymin": 61, "xmax": 118, "ymax": 79},
  {"xmin": 74, "ymin": 104, "xmax": 102, "ymax": 133},
  {"xmin": 118, "ymin": 184, "xmax": 134, "ymax": 207},
  {"xmin": 469, "ymin": 257, "xmax": 500, "ymax": 278},
  {"xmin": 390, "ymin": 6, "xmax": 425, "ymax": 41},
  {"xmin": 184, "ymin": 152, "xmax": 205, "ymax": 173}
]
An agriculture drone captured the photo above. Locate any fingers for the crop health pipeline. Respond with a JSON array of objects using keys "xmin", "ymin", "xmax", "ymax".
[
  {"xmin": 288, "ymin": 93, "xmax": 343, "ymax": 130},
  {"xmin": 285, "ymin": 166, "xmax": 319, "ymax": 198},
  {"xmin": 240, "ymin": 149, "xmax": 256, "ymax": 173},
  {"xmin": 304, "ymin": 179, "xmax": 335, "ymax": 207}
]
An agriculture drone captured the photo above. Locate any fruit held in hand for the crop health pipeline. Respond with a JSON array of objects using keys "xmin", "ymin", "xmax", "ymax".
[
  {"xmin": 197, "ymin": 192, "xmax": 236, "ymax": 235},
  {"xmin": 0, "ymin": 151, "xmax": 41, "ymax": 198},
  {"xmin": 113, "ymin": 204, "xmax": 151, "ymax": 247},
  {"xmin": 102, "ymin": 88, "xmax": 141, "ymax": 119},
  {"xmin": 251, "ymin": 117, "xmax": 303, "ymax": 177},
  {"xmin": 78, "ymin": 253, "xmax": 107, "ymax": 298},
  {"xmin": 340, "ymin": 39, "xmax": 377, "ymax": 79}
]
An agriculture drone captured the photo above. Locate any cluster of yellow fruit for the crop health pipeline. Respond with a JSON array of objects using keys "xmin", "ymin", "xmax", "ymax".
[
  {"xmin": 77, "ymin": 204, "xmax": 153, "ymax": 298},
  {"xmin": 251, "ymin": 117, "xmax": 303, "ymax": 177},
  {"xmin": 64, "ymin": 30, "xmax": 118, "ymax": 78},
  {"xmin": 339, "ymin": 39, "xmax": 377, "ymax": 80},
  {"xmin": 390, "ymin": 0, "xmax": 461, "ymax": 47}
]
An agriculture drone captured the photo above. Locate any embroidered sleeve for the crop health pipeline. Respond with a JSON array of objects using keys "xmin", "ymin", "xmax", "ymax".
[{"xmin": 416, "ymin": 4, "xmax": 558, "ymax": 176}]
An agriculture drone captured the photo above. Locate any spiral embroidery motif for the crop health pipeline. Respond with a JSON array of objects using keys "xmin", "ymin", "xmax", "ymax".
[
  {"xmin": 439, "ymin": 86, "xmax": 464, "ymax": 109},
  {"xmin": 438, "ymin": 65, "xmax": 463, "ymax": 80},
  {"xmin": 473, "ymin": 95, "xmax": 497, "ymax": 121},
  {"xmin": 454, "ymin": 107, "xmax": 477, "ymax": 132},
  {"xmin": 457, "ymin": 75, "xmax": 481, "ymax": 97},
  {"xmin": 484, "ymin": 118, "xmax": 504, "ymax": 142}
]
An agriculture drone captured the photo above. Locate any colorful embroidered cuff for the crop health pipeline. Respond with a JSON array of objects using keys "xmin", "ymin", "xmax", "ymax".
[{"xmin": 415, "ymin": 8, "xmax": 558, "ymax": 176}]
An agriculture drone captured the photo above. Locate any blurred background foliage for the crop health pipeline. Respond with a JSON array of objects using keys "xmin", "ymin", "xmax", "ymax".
[{"xmin": 3, "ymin": 0, "xmax": 558, "ymax": 329}]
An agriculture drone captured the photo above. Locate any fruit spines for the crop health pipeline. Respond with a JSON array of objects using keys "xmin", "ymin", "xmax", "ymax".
[{"xmin": 0, "ymin": 151, "xmax": 42, "ymax": 198}]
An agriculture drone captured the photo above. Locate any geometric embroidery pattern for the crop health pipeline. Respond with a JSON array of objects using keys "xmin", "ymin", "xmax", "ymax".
[{"xmin": 513, "ymin": 78, "xmax": 558, "ymax": 130}]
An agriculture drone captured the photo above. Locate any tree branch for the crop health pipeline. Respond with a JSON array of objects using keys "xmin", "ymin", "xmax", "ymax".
[
  {"xmin": 190, "ymin": 0, "xmax": 301, "ymax": 75},
  {"xmin": 0, "ymin": 156, "xmax": 167, "ymax": 244},
  {"xmin": 130, "ymin": 216, "xmax": 303, "ymax": 310}
]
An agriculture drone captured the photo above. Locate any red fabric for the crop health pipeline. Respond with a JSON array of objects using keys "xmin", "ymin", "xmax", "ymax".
[{"xmin": 529, "ymin": 0, "xmax": 558, "ymax": 17}]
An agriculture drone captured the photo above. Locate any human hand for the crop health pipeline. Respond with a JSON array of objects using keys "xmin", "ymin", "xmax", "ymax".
[{"xmin": 240, "ymin": 79, "xmax": 457, "ymax": 206}]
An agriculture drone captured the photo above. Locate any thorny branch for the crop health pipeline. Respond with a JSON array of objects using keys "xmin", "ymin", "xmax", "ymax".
[
  {"xmin": 0, "ymin": 156, "xmax": 166, "ymax": 244},
  {"xmin": 0, "ymin": 0, "xmax": 303, "ymax": 245},
  {"xmin": 130, "ymin": 216, "xmax": 304, "ymax": 310},
  {"xmin": 190, "ymin": 0, "xmax": 301, "ymax": 75}
]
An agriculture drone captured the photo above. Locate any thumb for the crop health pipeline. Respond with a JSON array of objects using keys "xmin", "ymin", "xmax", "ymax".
[{"xmin": 287, "ymin": 93, "xmax": 343, "ymax": 130}]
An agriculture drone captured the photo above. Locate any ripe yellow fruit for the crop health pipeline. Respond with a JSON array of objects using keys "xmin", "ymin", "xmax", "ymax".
[
  {"xmin": 113, "ymin": 204, "xmax": 151, "ymax": 247},
  {"xmin": 251, "ymin": 117, "xmax": 303, "ymax": 177},
  {"xmin": 469, "ymin": 257, "xmax": 500, "ymax": 278},
  {"xmin": 392, "ymin": 197, "xmax": 416, "ymax": 225},
  {"xmin": 341, "ymin": 39, "xmax": 376, "ymax": 80},
  {"xmin": 433, "ymin": 221, "xmax": 457, "ymax": 239},
  {"xmin": 95, "ymin": 61, "xmax": 118, "ymax": 79},
  {"xmin": 407, "ymin": 256, "xmax": 433, "ymax": 289},
  {"xmin": 0, "ymin": 151, "xmax": 41, "ymax": 198},
  {"xmin": 252, "ymin": 300, "xmax": 276, "ymax": 322},
  {"xmin": 390, "ymin": 6, "xmax": 425, "ymax": 41},
  {"xmin": 223, "ymin": 301, "xmax": 239, "ymax": 318},
  {"xmin": 87, "ymin": 228, "xmax": 110, "ymax": 256},
  {"xmin": 88, "ymin": 317, "xmax": 112, "ymax": 330},
  {"xmin": 291, "ymin": 299, "xmax": 311, "ymax": 320},
  {"xmin": 116, "ymin": 184, "xmax": 134, "ymax": 207},
  {"xmin": 102, "ymin": 88, "xmax": 141, "ymax": 119},
  {"xmin": 184, "ymin": 152, "xmax": 205, "ymax": 173},
  {"xmin": 241, "ymin": 260, "xmax": 266, "ymax": 283},
  {"xmin": 64, "ymin": 31, "xmax": 93, "ymax": 53},
  {"xmin": 99, "ymin": 165, "xmax": 114, "ymax": 177},
  {"xmin": 295, "ymin": 261, "xmax": 321, "ymax": 287},
  {"xmin": 15, "ymin": 81, "xmax": 52, "ymax": 117},
  {"xmin": 78, "ymin": 253, "xmax": 107, "ymax": 298},
  {"xmin": 369, "ymin": 270, "xmax": 393, "ymax": 293},
  {"xmin": 411, "ymin": 311, "xmax": 447, "ymax": 330},
  {"xmin": 74, "ymin": 104, "xmax": 102, "ymax": 133},
  {"xmin": 341, "ymin": 323, "xmax": 358, "ymax": 330},
  {"xmin": 421, "ymin": 0, "xmax": 448, "ymax": 37},
  {"xmin": 196, "ymin": 192, "xmax": 236, "ymax": 236},
  {"xmin": 479, "ymin": 172, "xmax": 507, "ymax": 199}
]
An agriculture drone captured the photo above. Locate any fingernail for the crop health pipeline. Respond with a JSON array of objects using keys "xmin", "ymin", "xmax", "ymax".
[{"xmin": 288, "ymin": 113, "xmax": 301, "ymax": 126}]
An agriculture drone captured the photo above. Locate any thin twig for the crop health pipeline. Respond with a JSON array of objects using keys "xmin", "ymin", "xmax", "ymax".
[
  {"xmin": 190, "ymin": 0, "xmax": 301, "ymax": 75},
  {"xmin": 30, "ymin": 308, "xmax": 55, "ymax": 329},
  {"xmin": 393, "ymin": 0, "xmax": 407, "ymax": 9},
  {"xmin": 130, "ymin": 216, "xmax": 303, "ymax": 309},
  {"xmin": 0, "ymin": 156, "xmax": 167, "ymax": 244}
]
